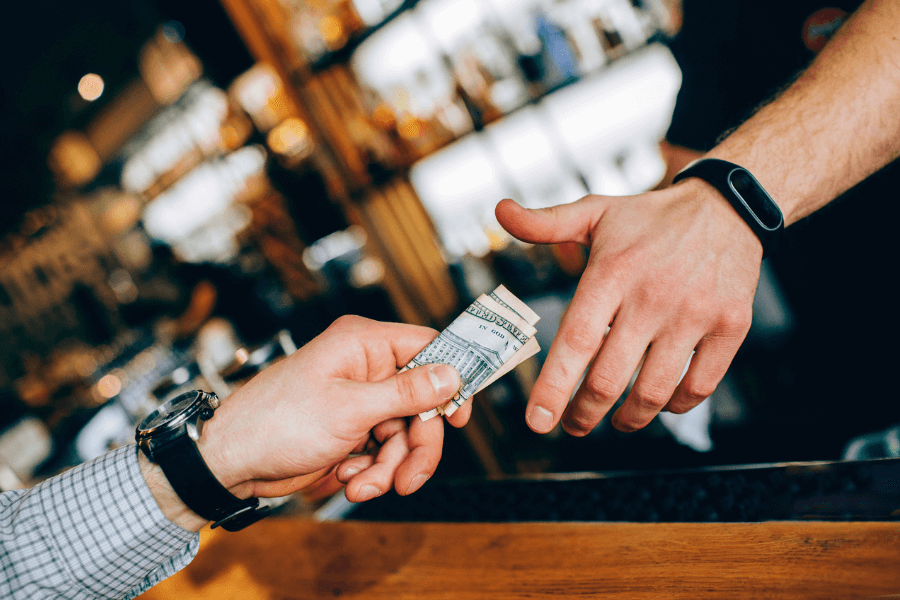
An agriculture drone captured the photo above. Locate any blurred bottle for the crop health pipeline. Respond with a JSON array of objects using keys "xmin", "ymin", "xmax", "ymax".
[{"xmin": 534, "ymin": 10, "xmax": 580, "ymax": 88}]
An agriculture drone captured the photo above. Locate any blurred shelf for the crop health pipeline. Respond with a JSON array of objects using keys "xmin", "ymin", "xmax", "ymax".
[{"xmin": 307, "ymin": 0, "xmax": 422, "ymax": 74}]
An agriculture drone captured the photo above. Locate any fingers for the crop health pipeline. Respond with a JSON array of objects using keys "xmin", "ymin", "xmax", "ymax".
[
  {"xmin": 445, "ymin": 397, "xmax": 473, "ymax": 428},
  {"xmin": 247, "ymin": 465, "xmax": 335, "ymax": 498},
  {"xmin": 336, "ymin": 454, "xmax": 375, "ymax": 482},
  {"xmin": 611, "ymin": 340, "xmax": 696, "ymax": 432},
  {"xmin": 666, "ymin": 329, "xmax": 745, "ymax": 415},
  {"xmin": 336, "ymin": 418, "xmax": 406, "ymax": 483},
  {"xmin": 343, "ymin": 429, "xmax": 409, "ymax": 502},
  {"xmin": 338, "ymin": 415, "xmax": 444, "ymax": 500},
  {"xmin": 561, "ymin": 316, "xmax": 651, "ymax": 436},
  {"xmin": 394, "ymin": 414, "xmax": 443, "ymax": 495},
  {"xmin": 301, "ymin": 468, "xmax": 345, "ymax": 502},
  {"xmin": 495, "ymin": 197, "xmax": 603, "ymax": 246},
  {"xmin": 324, "ymin": 315, "xmax": 440, "ymax": 373},
  {"xmin": 340, "ymin": 413, "xmax": 444, "ymax": 501},
  {"xmin": 356, "ymin": 363, "xmax": 460, "ymax": 424},
  {"xmin": 526, "ymin": 271, "xmax": 619, "ymax": 433}
]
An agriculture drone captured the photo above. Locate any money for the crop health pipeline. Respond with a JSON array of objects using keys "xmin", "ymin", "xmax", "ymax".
[{"xmin": 401, "ymin": 285, "xmax": 540, "ymax": 421}]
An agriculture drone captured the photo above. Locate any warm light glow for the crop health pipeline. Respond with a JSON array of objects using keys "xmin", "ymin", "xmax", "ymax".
[
  {"xmin": 319, "ymin": 16, "xmax": 345, "ymax": 48},
  {"xmin": 49, "ymin": 131, "xmax": 101, "ymax": 187},
  {"xmin": 78, "ymin": 73, "xmax": 105, "ymax": 101},
  {"xmin": 139, "ymin": 28, "xmax": 202, "ymax": 105},
  {"xmin": 96, "ymin": 373, "xmax": 123, "ymax": 399},
  {"xmin": 101, "ymin": 196, "xmax": 142, "ymax": 235},
  {"xmin": 267, "ymin": 118, "xmax": 313, "ymax": 159},
  {"xmin": 397, "ymin": 115, "xmax": 423, "ymax": 140},
  {"xmin": 372, "ymin": 105, "xmax": 396, "ymax": 128},
  {"xmin": 230, "ymin": 64, "xmax": 287, "ymax": 132}
]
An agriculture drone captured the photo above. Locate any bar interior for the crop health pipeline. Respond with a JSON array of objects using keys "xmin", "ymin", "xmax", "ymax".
[{"xmin": 1, "ymin": 0, "xmax": 898, "ymax": 597}]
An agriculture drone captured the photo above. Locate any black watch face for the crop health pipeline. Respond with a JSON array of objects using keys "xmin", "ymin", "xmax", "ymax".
[{"xmin": 139, "ymin": 390, "xmax": 201, "ymax": 433}]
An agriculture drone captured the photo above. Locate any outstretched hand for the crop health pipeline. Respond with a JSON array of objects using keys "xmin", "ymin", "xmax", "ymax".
[
  {"xmin": 496, "ymin": 178, "xmax": 763, "ymax": 436},
  {"xmin": 197, "ymin": 316, "xmax": 461, "ymax": 503}
]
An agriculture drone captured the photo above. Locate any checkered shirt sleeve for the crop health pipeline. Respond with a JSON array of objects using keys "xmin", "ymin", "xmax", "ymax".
[{"xmin": 0, "ymin": 444, "xmax": 199, "ymax": 599}]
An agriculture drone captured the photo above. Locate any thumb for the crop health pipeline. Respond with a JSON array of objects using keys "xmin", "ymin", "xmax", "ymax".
[
  {"xmin": 362, "ymin": 364, "xmax": 461, "ymax": 423},
  {"xmin": 495, "ymin": 197, "xmax": 603, "ymax": 246}
]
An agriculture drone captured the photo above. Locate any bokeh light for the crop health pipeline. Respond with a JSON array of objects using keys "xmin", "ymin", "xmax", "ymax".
[{"xmin": 77, "ymin": 73, "xmax": 104, "ymax": 101}]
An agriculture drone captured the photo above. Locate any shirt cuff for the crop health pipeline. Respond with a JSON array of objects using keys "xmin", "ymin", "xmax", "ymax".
[{"xmin": 38, "ymin": 445, "xmax": 199, "ymax": 599}]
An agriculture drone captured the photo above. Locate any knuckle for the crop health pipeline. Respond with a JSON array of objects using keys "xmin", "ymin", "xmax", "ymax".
[
  {"xmin": 561, "ymin": 323, "xmax": 600, "ymax": 356},
  {"xmin": 603, "ymin": 258, "xmax": 637, "ymax": 294},
  {"xmin": 628, "ymin": 282, "xmax": 657, "ymax": 309},
  {"xmin": 331, "ymin": 314, "xmax": 366, "ymax": 331},
  {"xmin": 394, "ymin": 372, "xmax": 425, "ymax": 408},
  {"xmin": 718, "ymin": 303, "xmax": 752, "ymax": 333},
  {"xmin": 666, "ymin": 402, "xmax": 692, "ymax": 415},
  {"xmin": 632, "ymin": 382, "xmax": 672, "ymax": 409},
  {"xmin": 683, "ymin": 381, "xmax": 716, "ymax": 404},
  {"xmin": 613, "ymin": 411, "xmax": 645, "ymax": 431},
  {"xmin": 565, "ymin": 413, "xmax": 599, "ymax": 433},
  {"xmin": 537, "ymin": 374, "xmax": 576, "ymax": 408},
  {"xmin": 680, "ymin": 300, "xmax": 712, "ymax": 326},
  {"xmin": 584, "ymin": 371, "xmax": 624, "ymax": 402}
]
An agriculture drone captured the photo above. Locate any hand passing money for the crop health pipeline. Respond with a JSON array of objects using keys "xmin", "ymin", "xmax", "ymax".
[{"xmin": 399, "ymin": 285, "xmax": 540, "ymax": 421}]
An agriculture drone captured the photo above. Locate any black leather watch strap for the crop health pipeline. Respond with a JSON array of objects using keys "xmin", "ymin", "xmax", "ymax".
[
  {"xmin": 152, "ymin": 432, "xmax": 261, "ymax": 528},
  {"xmin": 673, "ymin": 158, "xmax": 784, "ymax": 258}
]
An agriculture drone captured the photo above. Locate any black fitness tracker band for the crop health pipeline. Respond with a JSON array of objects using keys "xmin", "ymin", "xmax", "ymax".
[
  {"xmin": 673, "ymin": 158, "xmax": 784, "ymax": 258},
  {"xmin": 136, "ymin": 390, "xmax": 270, "ymax": 531}
]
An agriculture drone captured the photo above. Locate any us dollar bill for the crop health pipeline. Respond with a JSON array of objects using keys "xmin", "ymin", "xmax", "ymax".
[{"xmin": 402, "ymin": 285, "xmax": 540, "ymax": 421}]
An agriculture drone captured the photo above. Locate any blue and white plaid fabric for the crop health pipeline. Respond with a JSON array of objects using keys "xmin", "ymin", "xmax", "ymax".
[{"xmin": 1, "ymin": 445, "xmax": 199, "ymax": 599}]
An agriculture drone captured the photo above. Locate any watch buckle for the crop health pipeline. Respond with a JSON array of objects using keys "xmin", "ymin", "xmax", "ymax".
[{"xmin": 211, "ymin": 501, "xmax": 272, "ymax": 532}]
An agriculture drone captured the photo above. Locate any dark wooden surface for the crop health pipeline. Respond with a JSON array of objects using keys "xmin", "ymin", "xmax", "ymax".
[{"xmin": 140, "ymin": 519, "xmax": 900, "ymax": 599}]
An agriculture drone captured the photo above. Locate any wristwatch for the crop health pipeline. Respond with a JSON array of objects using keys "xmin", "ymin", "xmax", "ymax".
[
  {"xmin": 135, "ymin": 389, "xmax": 269, "ymax": 531},
  {"xmin": 673, "ymin": 158, "xmax": 784, "ymax": 257}
]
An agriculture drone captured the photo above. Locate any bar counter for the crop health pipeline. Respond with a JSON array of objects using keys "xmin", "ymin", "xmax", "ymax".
[{"xmin": 140, "ymin": 520, "xmax": 900, "ymax": 598}]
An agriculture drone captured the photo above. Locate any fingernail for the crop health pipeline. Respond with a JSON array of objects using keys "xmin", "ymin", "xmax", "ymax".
[
  {"xmin": 357, "ymin": 485, "xmax": 382, "ymax": 502},
  {"xmin": 406, "ymin": 473, "xmax": 430, "ymax": 495},
  {"xmin": 428, "ymin": 364, "xmax": 460, "ymax": 399},
  {"xmin": 343, "ymin": 466, "xmax": 361, "ymax": 478},
  {"xmin": 527, "ymin": 406, "xmax": 554, "ymax": 433}
]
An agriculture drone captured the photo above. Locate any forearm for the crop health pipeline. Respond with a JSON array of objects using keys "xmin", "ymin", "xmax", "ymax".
[
  {"xmin": 707, "ymin": 0, "xmax": 900, "ymax": 225},
  {"xmin": 0, "ymin": 446, "xmax": 198, "ymax": 599}
]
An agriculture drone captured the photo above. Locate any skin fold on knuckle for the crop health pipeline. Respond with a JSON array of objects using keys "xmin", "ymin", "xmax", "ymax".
[
  {"xmin": 584, "ymin": 370, "xmax": 625, "ymax": 404},
  {"xmin": 631, "ymin": 382, "xmax": 672, "ymax": 412},
  {"xmin": 615, "ymin": 399, "xmax": 659, "ymax": 430},
  {"xmin": 563, "ymin": 409, "xmax": 602, "ymax": 434},
  {"xmin": 717, "ymin": 302, "xmax": 753, "ymax": 336},
  {"xmin": 534, "ymin": 367, "xmax": 579, "ymax": 407},
  {"xmin": 619, "ymin": 417, "xmax": 650, "ymax": 432},
  {"xmin": 670, "ymin": 380, "xmax": 716, "ymax": 412},
  {"xmin": 331, "ymin": 314, "xmax": 367, "ymax": 332},
  {"xmin": 560, "ymin": 321, "xmax": 600, "ymax": 356},
  {"xmin": 394, "ymin": 371, "xmax": 427, "ymax": 412}
]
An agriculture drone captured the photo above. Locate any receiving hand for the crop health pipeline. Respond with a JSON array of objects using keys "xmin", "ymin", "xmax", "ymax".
[
  {"xmin": 197, "ymin": 316, "xmax": 461, "ymax": 502},
  {"xmin": 496, "ymin": 178, "xmax": 763, "ymax": 436}
]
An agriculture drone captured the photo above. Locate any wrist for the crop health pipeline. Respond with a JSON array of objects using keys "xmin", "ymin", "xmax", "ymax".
[
  {"xmin": 136, "ymin": 389, "xmax": 266, "ymax": 531},
  {"xmin": 138, "ymin": 450, "xmax": 209, "ymax": 532},
  {"xmin": 194, "ymin": 402, "xmax": 254, "ymax": 499},
  {"xmin": 673, "ymin": 159, "xmax": 782, "ymax": 257},
  {"xmin": 674, "ymin": 177, "xmax": 764, "ymax": 258},
  {"xmin": 704, "ymin": 148, "xmax": 801, "ymax": 226}
]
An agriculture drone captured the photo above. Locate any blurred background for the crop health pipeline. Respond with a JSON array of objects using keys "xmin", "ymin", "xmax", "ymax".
[{"xmin": 1, "ymin": 0, "xmax": 897, "ymax": 512}]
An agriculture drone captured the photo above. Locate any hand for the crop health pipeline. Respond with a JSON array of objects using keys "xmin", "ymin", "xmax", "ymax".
[
  {"xmin": 496, "ymin": 178, "xmax": 763, "ymax": 436},
  {"xmin": 197, "ymin": 316, "xmax": 461, "ymax": 503}
]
